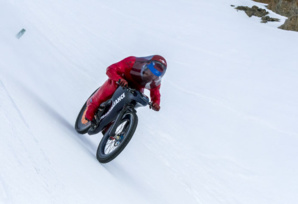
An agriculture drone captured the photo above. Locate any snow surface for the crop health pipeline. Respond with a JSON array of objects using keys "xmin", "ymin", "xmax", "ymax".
[{"xmin": 1, "ymin": 0, "xmax": 298, "ymax": 203}]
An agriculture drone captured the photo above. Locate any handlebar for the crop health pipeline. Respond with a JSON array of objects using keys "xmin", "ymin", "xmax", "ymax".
[{"xmin": 117, "ymin": 80, "xmax": 151, "ymax": 106}]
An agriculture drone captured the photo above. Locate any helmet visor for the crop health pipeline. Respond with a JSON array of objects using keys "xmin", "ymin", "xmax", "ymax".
[
  {"xmin": 147, "ymin": 61, "xmax": 166, "ymax": 77},
  {"xmin": 136, "ymin": 59, "xmax": 166, "ymax": 89}
]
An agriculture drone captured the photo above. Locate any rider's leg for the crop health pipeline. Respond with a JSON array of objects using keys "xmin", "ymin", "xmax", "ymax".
[{"xmin": 84, "ymin": 79, "xmax": 118, "ymax": 121}]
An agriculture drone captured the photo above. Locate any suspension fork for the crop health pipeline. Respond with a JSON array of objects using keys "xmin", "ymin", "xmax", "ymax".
[{"xmin": 106, "ymin": 105, "xmax": 135, "ymax": 136}]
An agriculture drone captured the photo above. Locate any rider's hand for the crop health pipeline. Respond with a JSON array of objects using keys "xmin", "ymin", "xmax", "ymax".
[
  {"xmin": 118, "ymin": 79, "xmax": 128, "ymax": 87},
  {"xmin": 151, "ymin": 103, "xmax": 160, "ymax": 111}
]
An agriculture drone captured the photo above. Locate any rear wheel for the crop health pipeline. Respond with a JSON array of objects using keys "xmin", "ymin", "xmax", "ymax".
[
  {"xmin": 75, "ymin": 103, "xmax": 91, "ymax": 134},
  {"xmin": 96, "ymin": 111, "xmax": 138, "ymax": 163},
  {"xmin": 75, "ymin": 88, "xmax": 99, "ymax": 134}
]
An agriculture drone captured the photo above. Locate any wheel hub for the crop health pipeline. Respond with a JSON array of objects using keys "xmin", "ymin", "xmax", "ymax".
[{"xmin": 113, "ymin": 134, "xmax": 123, "ymax": 146}]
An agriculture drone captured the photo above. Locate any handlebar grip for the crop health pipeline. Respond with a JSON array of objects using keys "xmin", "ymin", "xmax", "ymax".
[{"xmin": 117, "ymin": 79, "xmax": 129, "ymax": 89}]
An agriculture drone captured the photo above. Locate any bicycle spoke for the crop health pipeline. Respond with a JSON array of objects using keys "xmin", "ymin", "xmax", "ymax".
[
  {"xmin": 103, "ymin": 120, "xmax": 130, "ymax": 155},
  {"xmin": 105, "ymin": 140, "xmax": 115, "ymax": 154},
  {"xmin": 99, "ymin": 113, "xmax": 135, "ymax": 160},
  {"xmin": 115, "ymin": 120, "xmax": 128, "ymax": 134}
]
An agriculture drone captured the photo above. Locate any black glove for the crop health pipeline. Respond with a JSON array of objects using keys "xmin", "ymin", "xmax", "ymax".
[
  {"xmin": 118, "ymin": 79, "xmax": 128, "ymax": 87},
  {"xmin": 151, "ymin": 103, "xmax": 160, "ymax": 111}
]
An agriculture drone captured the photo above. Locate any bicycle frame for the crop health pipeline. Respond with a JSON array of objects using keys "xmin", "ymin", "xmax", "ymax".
[{"xmin": 88, "ymin": 86, "xmax": 150, "ymax": 135}]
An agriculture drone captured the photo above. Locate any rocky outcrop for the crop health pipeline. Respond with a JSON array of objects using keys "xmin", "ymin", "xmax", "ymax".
[
  {"xmin": 235, "ymin": 5, "xmax": 279, "ymax": 23},
  {"xmin": 236, "ymin": 5, "xmax": 269, "ymax": 17},
  {"xmin": 279, "ymin": 15, "xmax": 298, "ymax": 31},
  {"xmin": 267, "ymin": 0, "xmax": 298, "ymax": 17},
  {"xmin": 253, "ymin": 0, "xmax": 298, "ymax": 31}
]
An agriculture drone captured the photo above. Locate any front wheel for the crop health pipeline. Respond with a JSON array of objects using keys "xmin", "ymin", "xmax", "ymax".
[{"xmin": 96, "ymin": 111, "xmax": 138, "ymax": 163}]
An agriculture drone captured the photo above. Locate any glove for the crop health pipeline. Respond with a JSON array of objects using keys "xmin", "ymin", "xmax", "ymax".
[
  {"xmin": 118, "ymin": 79, "xmax": 128, "ymax": 87},
  {"xmin": 151, "ymin": 103, "xmax": 160, "ymax": 111}
]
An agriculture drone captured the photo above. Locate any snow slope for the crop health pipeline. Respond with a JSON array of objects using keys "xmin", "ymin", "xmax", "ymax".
[{"xmin": 1, "ymin": 0, "xmax": 298, "ymax": 203}]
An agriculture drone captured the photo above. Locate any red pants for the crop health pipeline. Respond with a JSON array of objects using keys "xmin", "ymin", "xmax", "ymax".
[{"xmin": 85, "ymin": 79, "xmax": 118, "ymax": 121}]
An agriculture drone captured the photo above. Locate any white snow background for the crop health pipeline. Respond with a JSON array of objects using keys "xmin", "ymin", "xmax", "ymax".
[{"xmin": 0, "ymin": 0, "xmax": 298, "ymax": 203}]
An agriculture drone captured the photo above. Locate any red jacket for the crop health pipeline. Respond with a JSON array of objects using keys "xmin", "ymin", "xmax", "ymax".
[{"xmin": 106, "ymin": 56, "xmax": 161, "ymax": 105}]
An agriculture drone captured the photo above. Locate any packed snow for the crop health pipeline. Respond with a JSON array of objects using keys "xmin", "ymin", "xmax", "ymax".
[{"xmin": 1, "ymin": 0, "xmax": 298, "ymax": 203}]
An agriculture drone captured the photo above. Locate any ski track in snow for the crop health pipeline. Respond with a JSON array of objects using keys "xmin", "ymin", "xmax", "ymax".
[
  {"xmin": 167, "ymin": 80, "xmax": 298, "ymax": 138},
  {"xmin": 12, "ymin": 78, "xmax": 98, "ymax": 157},
  {"xmin": 0, "ymin": 80, "xmax": 62, "ymax": 204},
  {"xmin": 0, "ymin": 80, "xmax": 29, "ymax": 129},
  {"xmin": 0, "ymin": 175, "xmax": 11, "ymax": 204},
  {"xmin": 144, "ymin": 128, "xmax": 256, "ymax": 203}
]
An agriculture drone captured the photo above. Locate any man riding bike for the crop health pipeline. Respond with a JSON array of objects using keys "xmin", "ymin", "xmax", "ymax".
[{"xmin": 81, "ymin": 55, "xmax": 167, "ymax": 124}]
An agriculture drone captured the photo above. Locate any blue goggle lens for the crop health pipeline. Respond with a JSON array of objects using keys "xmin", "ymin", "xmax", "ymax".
[{"xmin": 147, "ymin": 62, "xmax": 163, "ymax": 77}]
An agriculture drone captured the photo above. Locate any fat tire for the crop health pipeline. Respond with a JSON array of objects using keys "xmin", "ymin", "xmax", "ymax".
[{"xmin": 96, "ymin": 111, "xmax": 138, "ymax": 163}]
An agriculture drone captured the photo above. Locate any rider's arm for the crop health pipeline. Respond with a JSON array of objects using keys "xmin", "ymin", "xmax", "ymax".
[
  {"xmin": 106, "ymin": 56, "xmax": 136, "ymax": 82},
  {"xmin": 150, "ymin": 84, "xmax": 161, "ymax": 105}
]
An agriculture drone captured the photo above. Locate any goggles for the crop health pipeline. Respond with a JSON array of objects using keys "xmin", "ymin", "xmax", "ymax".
[{"xmin": 147, "ymin": 61, "xmax": 166, "ymax": 77}]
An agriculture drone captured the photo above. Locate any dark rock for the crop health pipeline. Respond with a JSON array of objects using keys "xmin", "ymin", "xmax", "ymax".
[
  {"xmin": 268, "ymin": 0, "xmax": 298, "ymax": 18},
  {"xmin": 236, "ymin": 6, "xmax": 249, "ymax": 11},
  {"xmin": 236, "ymin": 5, "xmax": 269, "ymax": 17},
  {"xmin": 261, "ymin": 16, "xmax": 280, "ymax": 23},
  {"xmin": 279, "ymin": 15, "xmax": 298, "ymax": 31},
  {"xmin": 251, "ymin": 0, "xmax": 298, "ymax": 31},
  {"xmin": 246, "ymin": 9, "xmax": 255, "ymax": 17},
  {"xmin": 253, "ymin": 0, "xmax": 298, "ymax": 18},
  {"xmin": 252, "ymin": 5, "xmax": 270, "ymax": 17}
]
